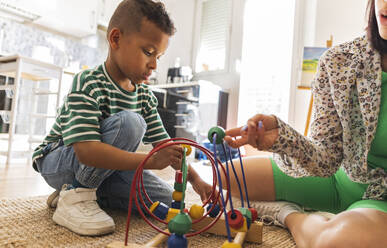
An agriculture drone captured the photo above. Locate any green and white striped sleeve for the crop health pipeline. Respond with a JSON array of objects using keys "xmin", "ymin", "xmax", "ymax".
[
  {"xmin": 60, "ymin": 91, "xmax": 102, "ymax": 146},
  {"xmin": 142, "ymin": 90, "xmax": 169, "ymax": 144}
]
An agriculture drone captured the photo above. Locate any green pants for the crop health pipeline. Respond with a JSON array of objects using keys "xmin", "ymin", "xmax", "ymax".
[{"xmin": 271, "ymin": 159, "xmax": 387, "ymax": 214}]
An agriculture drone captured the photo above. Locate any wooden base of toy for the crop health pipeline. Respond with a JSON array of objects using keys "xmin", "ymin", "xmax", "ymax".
[
  {"xmin": 107, "ymin": 233, "xmax": 168, "ymax": 248},
  {"xmin": 106, "ymin": 218, "xmax": 263, "ymax": 247},
  {"xmin": 192, "ymin": 217, "xmax": 263, "ymax": 243}
]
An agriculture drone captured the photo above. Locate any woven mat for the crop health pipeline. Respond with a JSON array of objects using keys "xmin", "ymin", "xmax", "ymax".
[{"xmin": 0, "ymin": 194, "xmax": 296, "ymax": 248}]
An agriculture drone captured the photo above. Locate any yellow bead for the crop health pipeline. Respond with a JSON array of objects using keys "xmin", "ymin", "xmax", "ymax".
[
  {"xmin": 230, "ymin": 217, "xmax": 247, "ymax": 233},
  {"xmin": 221, "ymin": 241, "xmax": 242, "ymax": 248},
  {"xmin": 172, "ymin": 191, "xmax": 183, "ymax": 201},
  {"xmin": 189, "ymin": 204, "xmax": 204, "ymax": 219},
  {"xmin": 149, "ymin": 201, "xmax": 160, "ymax": 213},
  {"xmin": 166, "ymin": 208, "xmax": 180, "ymax": 222},
  {"xmin": 181, "ymin": 144, "xmax": 192, "ymax": 156}
]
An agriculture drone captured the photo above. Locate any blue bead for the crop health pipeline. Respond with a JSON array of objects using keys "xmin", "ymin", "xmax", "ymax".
[
  {"xmin": 207, "ymin": 203, "xmax": 221, "ymax": 218},
  {"xmin": 171, "ymin": 201, "xmax": 184, "ymax": 209},
  {"xmin": 167, "ymin": 234, "xmax": 187, "ymax": 248},
  {"xmin": 153, "ymin": 202, "xmax": 169, "ymax": 220}
]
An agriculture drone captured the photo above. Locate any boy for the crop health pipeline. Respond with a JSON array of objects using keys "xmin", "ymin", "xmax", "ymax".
[{"xmin": 32, "ymin": 0, "xmax": 211, "ymax": 236}]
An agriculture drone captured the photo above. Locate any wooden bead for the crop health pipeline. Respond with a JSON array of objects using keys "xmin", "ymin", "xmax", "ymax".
[
  {"xmin": 151, "ymin": 202, "xmax": 169, "ymax": 220},
  {"xmin": 175, "ymin": 170, "xmax": 183, "ymax": 184},
  {"xmin": 174, "ymin": 182, "xmax": 183, "ymax": 192},
  {"xmin": 230, "ymin": 217, "xmax": 247, "ymax": 233},
  {"xmin": 167, "ymin": 212, "xmax": 192, "ymax": 235},
  {"xmin": 172, "ymin": 191, "xmax": 183, "ymax": 201},
  {"xmin": 166, "ymin": 208, "xmax": 180, "ymax": 222},
  {"xmin": 207, "ymin": 203, "xmax": 221, "ymax": 218},
  {"xmin": 227, "ymin": 210, "xmax": 244, "ymax": 230},
  {"xmin": 238, "ymin": 207, "xmax": 252, "ymax": 228},
  {"xmin": 189, "ymin": 204, "xmax": 204, "ymax": 219},
  {"xmin": 149, "ymin": 201, "xmax": 160, "ymax": 213},
  {"xmin": 181, "ymin": 144, "xmax": 192, "ymax": 156},
  {"xmin": 208, "ymin": 126, "xmax": 226, "ymax": 144},
  {"xmin": 167, "ymin": 233, "xmax": 188, "ymax": 248},
  {"xmin": 171, "ymin": 201, "xmax": 185, "ymax": 209},
  {"xmin": 249, "ymin": 208, "xmax": 258, "ymax": 222}
]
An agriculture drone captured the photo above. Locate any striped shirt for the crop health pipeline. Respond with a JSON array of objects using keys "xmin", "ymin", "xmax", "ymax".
[{"xmin": 32, "ymin": 63, "xmax": 169, "ymax": 163}]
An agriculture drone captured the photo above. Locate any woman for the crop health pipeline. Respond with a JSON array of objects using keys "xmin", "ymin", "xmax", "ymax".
[{"xmin": 224, "ymin": 0, "xmax": 387, "ymax": 247}]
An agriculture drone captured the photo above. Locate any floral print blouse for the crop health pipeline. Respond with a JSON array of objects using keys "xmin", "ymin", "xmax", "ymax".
[{"xmin": 269, "ymin": 35, "xmax": 386, "ymax": 201}]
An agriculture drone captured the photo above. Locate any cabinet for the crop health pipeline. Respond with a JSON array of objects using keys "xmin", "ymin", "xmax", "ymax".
[
  {"xmin": 151, "ymin": 81, "xmax": 228, "ymax": 142},
  {"xmin": 33, "ymin": 0, "xmax": 98, "ymax": 37},
  {"xmin": 1, "ymin": 0, "xmax": 98, "ymax": 37},
  {"xmin": 0, "ymin": 55, "xmax": 63, "ymax": 166}
]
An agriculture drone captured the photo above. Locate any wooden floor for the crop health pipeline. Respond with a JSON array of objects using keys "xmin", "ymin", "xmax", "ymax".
[{"xmin": 0, "ymin": 163, "xmax": 54, "ymax": 198}]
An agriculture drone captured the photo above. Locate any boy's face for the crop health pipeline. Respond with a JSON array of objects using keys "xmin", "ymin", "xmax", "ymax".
[{"xmin": 112, "ymin": 18, "xmax": 170, "ymax": 84}]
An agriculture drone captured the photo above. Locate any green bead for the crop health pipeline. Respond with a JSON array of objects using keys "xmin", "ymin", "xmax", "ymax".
[
  {"xmin": 168, "ymin": 212, "xmax": 192, "ymax": 235},
  {"xmin": 174, "ymin": 182, "xmax": 184, "ymax": 192},
  {"xmin": 238, "ymin": 207, "xmax": 252, "ymax": 225},
  {"xmin": 208, "ymin": 126, "xmax": 226, "ymax": 144}
]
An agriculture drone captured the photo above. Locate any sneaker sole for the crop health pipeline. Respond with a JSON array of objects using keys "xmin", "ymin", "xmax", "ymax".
[{"xmin": 52, "ymin": 210, "xmax": 115, "ymax": 236}]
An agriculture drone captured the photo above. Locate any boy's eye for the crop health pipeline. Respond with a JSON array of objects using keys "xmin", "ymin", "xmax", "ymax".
[{"xmin": 143, "ymin": 49, "xmax": 152, "ymax": 56}]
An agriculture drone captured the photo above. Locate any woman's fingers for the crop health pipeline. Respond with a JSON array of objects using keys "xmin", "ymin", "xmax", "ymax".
[
  {"xmin": 225, "ymin": 127, "xmax": 244, "ymax": 137},
  {"xmin": 247, "ymin": 120, "xmax": 259, "ymax": 148},
  {"xmin": 224, "ymin": 136, "xmax": 248, "ymax": 148}
]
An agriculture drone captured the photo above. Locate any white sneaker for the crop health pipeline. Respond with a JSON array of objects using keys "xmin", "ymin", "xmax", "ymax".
[
  {"xmin": 47, "ymin": 190, "xmax": 59, "ymax": 208},
  {"xmin": 52, "ymin": 184, "xmax": 115, "ymax": 236},
  {"xmin": 231, "ymin": 198, "xmax": 303, "ymax": 228}
]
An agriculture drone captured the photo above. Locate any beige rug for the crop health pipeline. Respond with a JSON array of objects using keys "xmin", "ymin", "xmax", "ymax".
[{"xmin": 0, "ymin": 194, "xmax": 296, "ymax": 248}]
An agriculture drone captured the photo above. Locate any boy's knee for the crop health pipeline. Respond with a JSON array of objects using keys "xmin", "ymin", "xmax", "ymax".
[
  {"xmin": 100, "ymin": 110, "xmax": 146, "ymax": 150},
  {"xmin": 118, "ymin": 110, "xmax": 147, "ymax": 139}
]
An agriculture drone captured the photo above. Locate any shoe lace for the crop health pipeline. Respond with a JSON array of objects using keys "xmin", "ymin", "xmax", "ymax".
[{"xmin": 79, "ymin": 200, "xmax": 102, "ymax": 215}]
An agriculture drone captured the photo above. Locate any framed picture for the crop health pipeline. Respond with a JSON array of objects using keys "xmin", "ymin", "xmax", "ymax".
[{"xmin": 299, "ymin": 47, "xmax": 328, "ymax": 87}]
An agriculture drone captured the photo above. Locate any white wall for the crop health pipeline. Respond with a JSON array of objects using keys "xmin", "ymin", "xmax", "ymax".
[
  {"xmin": 293, "ymin": 0, "xmax": 368, "ymax": 134},
  {"xmin": 157, "ymin": 0, "xmax": 196, "ymax": 84}
]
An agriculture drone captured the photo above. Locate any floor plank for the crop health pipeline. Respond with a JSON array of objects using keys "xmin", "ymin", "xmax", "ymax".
[{"xmin": 0, "ymin": 163, "xmax": 53, "ymax": 198}]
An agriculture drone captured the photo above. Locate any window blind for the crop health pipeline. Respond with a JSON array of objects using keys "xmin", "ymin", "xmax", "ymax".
[{"xmin": 196, "ymin": 0, "xmax": 231, "ymax": 72}]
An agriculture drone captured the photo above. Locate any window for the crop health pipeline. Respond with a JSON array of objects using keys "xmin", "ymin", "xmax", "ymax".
[
  {"xmin": 194, "ymin": 0, "xmax": 232, "ymax": 73},
  {"xmin": 238, "ymin": 0, "xmax": 297, "ymax": 125}
]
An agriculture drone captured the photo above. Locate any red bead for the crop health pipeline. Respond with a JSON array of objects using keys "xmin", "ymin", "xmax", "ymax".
[
  {"xmin": 175, "ymin": 170, "xmax": 183, "ymax": 184},
  {"xmin": 249, "ymin": 208, "xmax": 258, "ymax": 222},
  {"xmin": 227, "ymin": 210, "xmax": 244, "ymax": 229}
]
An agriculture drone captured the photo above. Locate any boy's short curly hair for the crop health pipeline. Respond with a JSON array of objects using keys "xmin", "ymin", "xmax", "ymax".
[{"xmin": 107, "ymin": 0, "xmax": 176, "ymax": 36}]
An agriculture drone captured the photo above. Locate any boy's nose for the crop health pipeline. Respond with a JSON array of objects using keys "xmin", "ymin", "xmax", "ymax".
[{"xmin": 148, "ymin": 59, "xmax": 157, "ymax": 70}]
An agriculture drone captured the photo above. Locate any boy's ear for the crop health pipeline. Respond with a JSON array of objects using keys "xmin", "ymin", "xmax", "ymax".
[{"xmin": 108, "ymin": 28, "xmax": 121, "ymax": 49}]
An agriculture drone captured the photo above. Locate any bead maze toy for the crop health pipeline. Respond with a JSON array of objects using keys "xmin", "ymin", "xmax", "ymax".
[{"xmin": 108, "ymin": 126, "xmax": 263, "ymax": 248}]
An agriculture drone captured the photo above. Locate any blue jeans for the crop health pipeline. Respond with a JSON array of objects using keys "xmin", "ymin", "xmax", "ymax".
[{"xmin": 35, "ymin": 110, "xmax": 173, "ymax": 211}]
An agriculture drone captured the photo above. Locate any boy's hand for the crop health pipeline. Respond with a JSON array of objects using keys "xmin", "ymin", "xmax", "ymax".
[
  {"xmin": 224, "ymin": 114, "xmax": 279, "ymax": 150},
  {"xmin": 190, "ymin": 177, "xmax": 215, "ymax": 203},
  {"xmin": 145, "ymin": 144, "xmax": 183, "ymax": 170}
]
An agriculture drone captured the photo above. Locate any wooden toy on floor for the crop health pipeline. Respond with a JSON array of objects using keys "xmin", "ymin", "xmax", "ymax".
[{"xmin": 107, "ymin": 127, "xmax": 263, "ymax": 248}]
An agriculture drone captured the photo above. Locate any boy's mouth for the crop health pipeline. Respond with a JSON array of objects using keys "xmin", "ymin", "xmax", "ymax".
[{"xmin": 143, "ymin": 72, "xmax": 152, "ymax": 80}]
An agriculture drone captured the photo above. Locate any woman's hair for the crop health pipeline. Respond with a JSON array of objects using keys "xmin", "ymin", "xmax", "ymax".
[
  {"xmin": 107, "ymin": 0, "xmax": 176, "ymax": 36},
  {"xmin": 367, "ymin": 0, "xmax": 387, "ymax": 53}
]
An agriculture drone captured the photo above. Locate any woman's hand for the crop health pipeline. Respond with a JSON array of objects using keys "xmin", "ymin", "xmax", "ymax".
[{"xmin": 224, "ymin": 114, "xmax": 279, "ymax": 150}]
